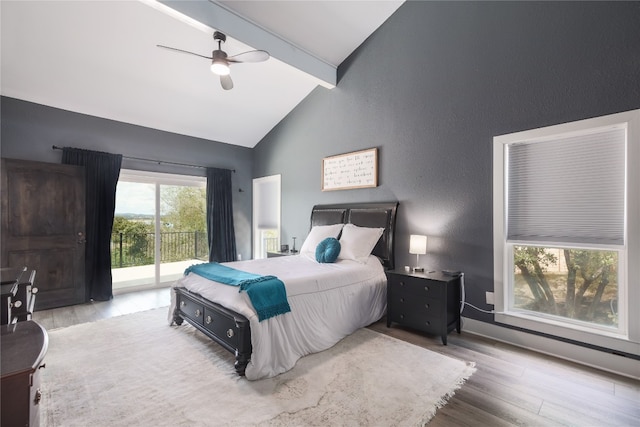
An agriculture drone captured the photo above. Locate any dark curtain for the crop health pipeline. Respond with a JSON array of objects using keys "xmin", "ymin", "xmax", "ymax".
[
  {"xmin": 62, "ymin": 147, "xmax": 122, "ymax": 301},
  {"xmin": 206, "ymin": 167, "xmax": 237, "ymax": 262}
]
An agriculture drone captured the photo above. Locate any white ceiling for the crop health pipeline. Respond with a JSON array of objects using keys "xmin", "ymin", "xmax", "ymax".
[{"xmin": 1, "ymin": 0, "xmax": 403, "ymax": 148}]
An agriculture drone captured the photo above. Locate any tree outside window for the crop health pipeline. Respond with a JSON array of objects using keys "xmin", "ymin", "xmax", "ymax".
[{"xmin": 513, "ymin": 246, "xmax": 618, "ymax": 328}]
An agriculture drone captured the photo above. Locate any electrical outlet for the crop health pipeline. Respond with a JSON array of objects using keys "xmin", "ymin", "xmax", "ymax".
[
  {"xmin": 237, "ymin": 253, "xmax": 242, "ymax": 261},
  {"xmin": 485, "ymin": 291, "xmax": 495, "ymax": 305}
]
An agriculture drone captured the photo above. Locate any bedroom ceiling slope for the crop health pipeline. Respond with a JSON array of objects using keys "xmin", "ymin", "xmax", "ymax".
[{"xmin": 0, "ymin": 0, "xmax": 403, "ymax": 148}]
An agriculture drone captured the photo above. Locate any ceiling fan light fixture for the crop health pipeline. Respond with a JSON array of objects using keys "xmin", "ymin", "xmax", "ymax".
[
  {"xmin": 158, "ymin": 31, "xmax": 269, "ymax": 90},
  {"xmin": 210, "ymin": 60, "xmax": 230, "ymax": 76}
]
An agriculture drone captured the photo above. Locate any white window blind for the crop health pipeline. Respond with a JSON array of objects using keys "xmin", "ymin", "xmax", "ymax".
[
  {"xmin": 507, "ymin": 127, "xmax": 625, "ymax": 246},
  {"xmin": 254, "ymin": 175, "xmax": 281, "ymax": 229}
]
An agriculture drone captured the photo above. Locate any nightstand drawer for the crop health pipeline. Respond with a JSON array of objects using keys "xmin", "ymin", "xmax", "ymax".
[
  {"xmin": 388, "ymin": 275, "xmax": 443, "ymax": 300},
  {"xmin": 389, "ymin": 296, "xmax": 441, "ymax": 316},
  {"xmin": 391, "ymin": 310, "xmax": 440, "ymax": 332},
  {"xmin": 389, "ymin": 297, "xmax": 441, "ymax": 326}
]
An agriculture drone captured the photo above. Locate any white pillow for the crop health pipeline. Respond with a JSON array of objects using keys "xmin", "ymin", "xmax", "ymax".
[
  {"xmin": 299, "ymin": 224, "xmax": 344, "ymax": 254},
  {"xmin": 338, "ymin": 223, "xmax": 384, "ymax": 263}
]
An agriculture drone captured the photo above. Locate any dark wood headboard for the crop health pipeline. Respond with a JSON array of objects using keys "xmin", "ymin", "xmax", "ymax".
[{"xmin": 310, "ymin": 202, "xmax": 399, "ymax": 270}]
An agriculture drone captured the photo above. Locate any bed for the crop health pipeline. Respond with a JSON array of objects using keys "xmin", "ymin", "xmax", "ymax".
[{"xmin": 169, "ymin": 202, "xmax": 398, "ymax": 380}]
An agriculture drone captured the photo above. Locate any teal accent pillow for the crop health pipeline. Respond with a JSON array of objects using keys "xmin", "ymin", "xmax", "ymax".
[{"xmin": 315, "ymin": 237, "xmax": 341, "ymax": 263}]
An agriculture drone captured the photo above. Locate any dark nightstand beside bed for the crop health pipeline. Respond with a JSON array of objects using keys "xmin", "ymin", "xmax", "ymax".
[
  {"xmin": 266, "ymin": 251, "xmax": 295, "ymax": 258},
  {"xmin": 386, "ymin": 269, "xmax": 462, "ymax": 345}
]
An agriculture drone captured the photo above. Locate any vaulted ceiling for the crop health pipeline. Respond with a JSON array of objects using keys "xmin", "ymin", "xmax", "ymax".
[{"xmin": 1, "ymin": 0, "xmax": 404, "ymax": 148}]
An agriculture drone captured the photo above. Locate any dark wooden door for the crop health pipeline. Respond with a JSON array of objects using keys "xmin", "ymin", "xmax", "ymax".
[{"xmin": 1, "ymin": 158, "xmax": 86, "ymax": 310}]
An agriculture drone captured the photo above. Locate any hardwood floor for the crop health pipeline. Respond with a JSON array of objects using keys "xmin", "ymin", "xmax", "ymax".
[
  {"xmin": 33, "ymin": 288, "xmax": 639, "ymax": 426},
  {"xmin": 369, "ymin": 323, "xmax": 640, "ymax": 426},
  {"xmin": 33, "ymin": 287, "xmax": 171, "ymax": 331}
]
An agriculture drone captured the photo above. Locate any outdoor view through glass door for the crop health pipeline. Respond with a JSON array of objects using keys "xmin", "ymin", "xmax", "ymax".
[{"xmin": 112, "ymin": 170, "xmax": 206, "ymax": 292}]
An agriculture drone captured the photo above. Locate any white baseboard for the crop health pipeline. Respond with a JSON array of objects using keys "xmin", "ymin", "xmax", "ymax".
[{"xmin": 462, "ymin": 318, "xmax": 639, "ymax": 380}]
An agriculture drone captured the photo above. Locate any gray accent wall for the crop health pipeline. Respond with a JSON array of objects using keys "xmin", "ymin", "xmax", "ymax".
[
  {"xmin": 1, "ymin": 97, "xmax": 253, "ymax": 260},
  {"xmin": 253, "ymin": 1, "xmax": 640, "ymax": 323}
]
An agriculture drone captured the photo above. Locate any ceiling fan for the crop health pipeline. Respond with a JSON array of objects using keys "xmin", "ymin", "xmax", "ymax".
[{"xmin": 157, "ymin": 31, "xmax": 270, "ymax": 90}]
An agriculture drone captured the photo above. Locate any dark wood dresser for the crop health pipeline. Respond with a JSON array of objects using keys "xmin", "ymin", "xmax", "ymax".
[
  {"xmin": 1, "ymin": 320, "xmax": 48, "ymax": 427},
  {"xmin": 386, "ymin": 269, "xmax": 462, "ymax": 345}
]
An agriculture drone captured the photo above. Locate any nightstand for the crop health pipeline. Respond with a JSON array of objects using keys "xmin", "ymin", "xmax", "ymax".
[
  {"xmin": 386, "ymin": 269, "xmax": 462, "ymax": 345},
  {"xmin": 266, "ymin": 251, "xmax": 296, "ymax": 258}
]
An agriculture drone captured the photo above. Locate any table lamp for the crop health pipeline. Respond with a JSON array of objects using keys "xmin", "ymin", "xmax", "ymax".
[{"xmin": 409, "ymin": 234, "xmax": 427, "ymax": 272}]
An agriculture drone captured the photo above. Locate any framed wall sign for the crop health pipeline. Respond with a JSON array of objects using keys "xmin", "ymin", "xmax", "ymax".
[{"xmin": 322, "ymin": 148, "xmax": 378, "ymax": 191}]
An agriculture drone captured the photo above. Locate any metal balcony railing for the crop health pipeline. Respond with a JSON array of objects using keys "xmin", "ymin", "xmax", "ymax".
[{"xmin": 111, "ymin": 231, "xmax": 208, "ymax": 268}]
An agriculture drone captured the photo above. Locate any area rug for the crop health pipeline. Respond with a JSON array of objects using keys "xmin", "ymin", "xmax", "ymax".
[{"xmin": 41, "ymin": 308, "xmax": 475, "ymax": 427}]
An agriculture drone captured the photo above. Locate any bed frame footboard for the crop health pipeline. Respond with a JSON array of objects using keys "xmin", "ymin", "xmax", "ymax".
[{"xmin": 173, "ymin": 287, "xmax": 252, "ymax": 376}]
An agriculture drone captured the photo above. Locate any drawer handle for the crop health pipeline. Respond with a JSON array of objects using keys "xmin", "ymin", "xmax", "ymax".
[
  {"xmin": 399, "ymin": 314, "xmax": 404, "ymax": 319},
  {"xmin": 195, "ymin": 309, "xmax": 201, "ymax": 317},
  {"xmin": 31, "ymin": 287, "xmax": 39, "ymax": 294},
  {"xmin": 34, "ymin": 389, "xmax": 42, "ymax": 404},
  {"xmin": 424, "ymin": 286, "xmax": 429, "ymax": 291},
  {"xmin": 399, "ymin": 281, "xmax": 405, "ymax": 286},
  {"xmin": 425, "ymin": 321, "xmax": 431, "ymax": 326},
  {"xmin": 205, "ymin": 315, "xmax": 212, "ymax": 324},
  {"xmin": 400, "ymin": 297, "xmax": 404, "ymax": 303},
  {"xmin": 12, "ymin": 300, "xmax": 22, "ymax": 308},
  {"xmin": 425, "ymin": 303, "xmax": 430, "ymax": 309},
  {"xmin": 180, "ymin": 301, "xmax": 185, "ymax": 308},
  {"xmin": 227, "ymin": 329, "xmax": 235, "ymax": 338}
]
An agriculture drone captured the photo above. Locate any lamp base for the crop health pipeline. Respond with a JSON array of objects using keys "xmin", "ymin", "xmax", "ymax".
[{"xmin": 412, "ymin": 267, "xmax": 425, "ymax": 272}]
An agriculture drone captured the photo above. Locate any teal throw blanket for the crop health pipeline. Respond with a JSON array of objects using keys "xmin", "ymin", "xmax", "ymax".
[{"xmin": 184, "ymin": 262, "xmax": 291, "ymax": 322}]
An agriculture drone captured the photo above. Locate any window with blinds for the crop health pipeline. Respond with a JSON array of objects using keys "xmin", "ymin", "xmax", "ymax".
[{"xmin": 493, "ymin": 109, "xmax": 640, "ymax": 357}]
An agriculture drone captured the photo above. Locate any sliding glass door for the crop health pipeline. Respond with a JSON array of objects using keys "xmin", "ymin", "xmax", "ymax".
[{"xmin": 112, "ymin": 170, "xmax": 206, "ymax": 292}]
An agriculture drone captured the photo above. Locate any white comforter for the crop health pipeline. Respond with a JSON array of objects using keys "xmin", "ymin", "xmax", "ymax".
[{"xmin": 168, "ymin": 254, "xmax": 387, "ymax": 380}]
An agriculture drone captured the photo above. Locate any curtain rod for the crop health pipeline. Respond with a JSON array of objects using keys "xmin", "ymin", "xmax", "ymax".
[{"xmin": 52, "ymin": 145, "xmax": 235, "ymax": 173}]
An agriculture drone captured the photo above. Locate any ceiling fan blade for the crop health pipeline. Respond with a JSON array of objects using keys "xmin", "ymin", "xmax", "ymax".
[
  {"xmin": 220, "ymin": 74, "xmax": 233, "ymax": 90},
  {"xmin": 227, "ymin": 50, "xmax": 270, "ymax": 63},
  {"xmin": 156, "ymin": 45, "xmax": 212, "ymax": 60}
]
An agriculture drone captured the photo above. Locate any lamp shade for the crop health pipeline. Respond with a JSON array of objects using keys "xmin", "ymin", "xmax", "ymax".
[{"xmin": 409, "ymin": 235, "xmax": 427, "ymax": 255}]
